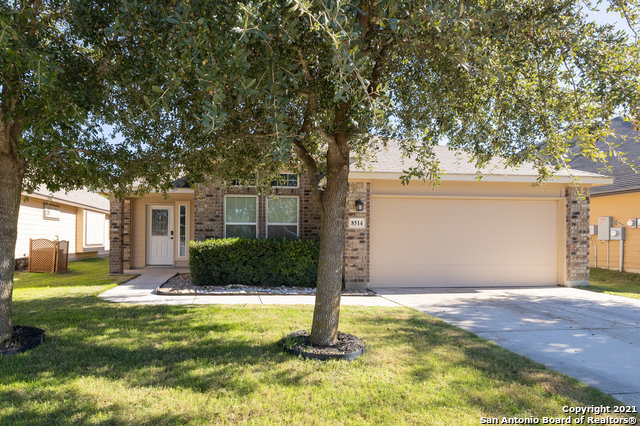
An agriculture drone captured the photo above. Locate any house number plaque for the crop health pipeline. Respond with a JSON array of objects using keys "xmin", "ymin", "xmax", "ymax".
[{"xmin": 348, "ymin": 218, "xmax": 366, "ymax": 229}]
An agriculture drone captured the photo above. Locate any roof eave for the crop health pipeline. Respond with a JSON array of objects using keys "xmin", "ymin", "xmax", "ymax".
[
  {"xmin": 349, "ymin": 172, "xmax": 614, "ymax": 185},
  {"xmin": 24, "ymin": 192, "xmax": 110, "ymax": 213}
]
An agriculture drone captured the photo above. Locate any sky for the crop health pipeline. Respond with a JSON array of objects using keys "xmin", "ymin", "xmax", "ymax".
[{"xmin": 587, "ymin": 3, "xmax": 636, "ymax": 34}]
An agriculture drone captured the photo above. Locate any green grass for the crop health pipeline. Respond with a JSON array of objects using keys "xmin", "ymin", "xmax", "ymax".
[
  {"xmin": 584, "ymin": 268, "xmax": 640, "ymax": 300},
  {"xmin": 13, "ymin": 257, "xmax": 136, "ymax": 289},
  {"xmin": 1, "ymin": 259, "xmax": 635, "ymax": 424}
]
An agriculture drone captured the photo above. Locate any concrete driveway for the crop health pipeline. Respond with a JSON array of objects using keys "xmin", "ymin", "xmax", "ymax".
[{"xmin": 375, "ymin": 286, "xmax": 640, "ymax": 406}]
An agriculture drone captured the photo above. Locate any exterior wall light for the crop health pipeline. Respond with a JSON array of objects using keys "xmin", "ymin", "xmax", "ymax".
[{"xmin": 355, "ymin": 199, "xmax": 364, "ymax": 211}]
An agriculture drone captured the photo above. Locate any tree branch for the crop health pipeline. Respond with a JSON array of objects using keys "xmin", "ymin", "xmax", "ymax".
[
  {"xmin": 367, "ymin": 43, "xmax": 392, "ymax": 100},
  {"xmin": 333, "ymin": 102, "xmax": 351, "ymax": 162},
  {"xmin": 293, "ymin": 122, "xmax": 323, "ymax": 205},
  {"xmin": 314, "ymin": 126, "xmax": 335, "ymax": 147},
  {"xmin": 297, "ymin": 48, "xmax": 315, "ymax": 83}
]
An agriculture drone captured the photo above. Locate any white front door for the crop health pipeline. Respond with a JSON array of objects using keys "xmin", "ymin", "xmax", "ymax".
[{"xmin": 147, "ymin": 205, "xmax": 174, "ymax": 265}]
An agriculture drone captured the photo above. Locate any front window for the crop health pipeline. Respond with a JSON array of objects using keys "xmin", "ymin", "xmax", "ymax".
[
  {"xmin": 225, "ymin": 196, "xmax": 257, "ymax": 238},
  {"xmin": 271, "ymin": 173, "xmax": 298, "ymax": 188},
  {"xmin": 85, "ymin": 210, "xmax": 106, "ymax": 245},
  {"xmin": 267, "ymin": 196, "xmax": 298, "ymax": 239},
  {"xmin": 178, "ymin": 204, "xmax": 187, "ymax": 257}
]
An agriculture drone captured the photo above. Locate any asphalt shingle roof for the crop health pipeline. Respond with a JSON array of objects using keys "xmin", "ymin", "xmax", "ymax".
[
  {"xmin": 353, "ymin": 143, "xmax": 605, "ymax": 179},
  {"xmin": 28, "ymin": 186, "xmax": 110, "ymax": 212},
  {"xmin": 567, "ymin": 118, "xmax": 640, "ymax": 195}
]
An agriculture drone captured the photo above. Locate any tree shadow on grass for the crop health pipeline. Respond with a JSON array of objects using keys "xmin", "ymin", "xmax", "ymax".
[
  {"xmin": 358, "ymin": 309, "xmax": 625, "ymax": 419},
  {"xmin": 0, "ymin": 386, "xmax": 196, "ymax": 425},
  {"xmin": 3, "ymin": 296, "xmax": 305, "ymax": 395},
  {"xmin": 3, "ymin": 294, "xmax": 632, "ymax": 423}
]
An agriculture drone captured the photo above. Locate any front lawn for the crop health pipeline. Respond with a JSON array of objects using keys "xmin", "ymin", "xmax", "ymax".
[
  {"xmin": 586, "ymin": 268, "xmax": 640, "ymax": 300},
  {"xmin": 1, "ymin": 260, "xmax": 634, "ymax": 424},
  {"xmin": 13, "ymin": 257, "xmax": 137, "ymax": 289}
]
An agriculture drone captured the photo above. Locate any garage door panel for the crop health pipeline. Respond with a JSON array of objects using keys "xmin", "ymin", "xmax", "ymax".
[
  {"xmin": 370, "ymin": 198, "xmax": 558, "ymax": 287},
  {"xmin": 376, "ymin": 242, "xmax": 557, "ymax": 267},
  {"xmin": 374, "ymin": 263, "xmax": 557, "ymax": 287}
]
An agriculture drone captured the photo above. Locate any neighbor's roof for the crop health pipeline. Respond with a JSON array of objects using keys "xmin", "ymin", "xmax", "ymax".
[
  {"xmin": 350, "ymin": 143, "xmax": 612, "ymax": 185},
  {"xmin": 568, "ymin": 118, "xmax": 640, "ymax": 195},
  {"xmin": 26, "ymin": 186, "xmax": 110, "ymax": 213}
]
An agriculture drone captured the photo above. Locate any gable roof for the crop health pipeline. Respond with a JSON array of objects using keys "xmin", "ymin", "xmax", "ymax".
[
  {"xmin": 567, "ymin": 118, "xmax": 640, "ymax": 195},
  {"xmin": 351, "ymin": 143, "xmax": 612, "ymax": 185},
  {"xmin": 26, "ymin": 186, "xmax": 110, "ymax": 213}
]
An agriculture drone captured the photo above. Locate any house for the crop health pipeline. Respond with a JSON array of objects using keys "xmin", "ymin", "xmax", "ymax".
[
  {"xmin": 568, "ymin": 117, "xmax": 640, "ymax": 272},
  {"xmin": 109, "ymin": 144, "xmax": 611, "ymax": 289},
  {"xmin": 16, "ymin": 186, "xmax": 110, "ymax": 267}
]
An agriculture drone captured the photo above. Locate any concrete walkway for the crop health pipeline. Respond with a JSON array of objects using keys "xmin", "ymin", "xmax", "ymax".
[
  {"xmin": 376, "ymin": 286, "xmax": 640, "ymax": 407},
  {"xmin": 99, "ymin": 268, "xmax": 398, "ymax": 307}
]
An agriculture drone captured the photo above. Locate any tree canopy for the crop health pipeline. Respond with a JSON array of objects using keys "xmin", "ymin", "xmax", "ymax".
[{"xmin": 108, "ymin": 0, "xmax": 640, "ymax": 186}]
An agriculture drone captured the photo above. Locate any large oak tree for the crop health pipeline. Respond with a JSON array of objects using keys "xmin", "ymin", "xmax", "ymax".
[
  {"xmin": 0, "ymin": 1, "xmax": 184, "ymax": 343},
  {"xmin": 110, "ymin": 0, "xmax": 639, "ymax": 346}
]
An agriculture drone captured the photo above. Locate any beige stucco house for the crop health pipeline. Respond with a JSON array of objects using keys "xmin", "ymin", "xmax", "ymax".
[
  {"xmin": 16, "ymin": 187, "xmax": 110, "ymax": 265},
  {"xmin": 109, "ymin": 144, "xmax": 611, "ymax": 289}
]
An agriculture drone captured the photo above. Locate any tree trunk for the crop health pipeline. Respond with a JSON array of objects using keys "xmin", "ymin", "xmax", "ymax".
[
  {"xmin": 309, "ymin": 140, "xmax": 350, "ymax": 347},
  {"xmin": 0, "ymin": 124, "xmax": 23, "ymax": 343}
]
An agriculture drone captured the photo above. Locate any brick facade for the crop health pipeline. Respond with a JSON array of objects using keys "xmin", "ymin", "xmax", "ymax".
[
  {"xmin": 343, "ymin": 182, "xmax": 370, "ymax": 290},
  {"xmin": 110, "ymin": 178, "xmax": 592, "ymax": 290},
  {"xmin": 109, "ymin": 197, "xmax": 131, "ymax": 274},
  {"xmin": 565, "ymin": 186, "xmax": 590, "ymax": 286},
  {"xmin": 109, "ymin": 197, "xmax": 123, "ymax": 274},
  {"xmin": 193, "ymin": 174, "xmax": 321, "ymax": 241},
  {"xmin": 192, "ymin": 175, "xmax": 369, "ymax": 289}
]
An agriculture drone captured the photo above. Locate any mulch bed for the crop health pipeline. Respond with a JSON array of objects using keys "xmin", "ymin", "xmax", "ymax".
[
  {"xmin": 0, "ymin": 326, "xmax": 45, "ymax": 356},
  {"xmin": 281, "ymin": 330, "xmax": 366, "ymax": 361},
  {"xmin": 156, "ymin": 273, "xmax": 377, "ymax": 296}
]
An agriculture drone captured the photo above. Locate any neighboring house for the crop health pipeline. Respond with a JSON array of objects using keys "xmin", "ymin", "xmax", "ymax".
[
  {"xmin": 569, "ymin": 117, "xmax": 640, "ymax": 272},
  {"xmin": 16, "ymin": 186, "xmax": 110, "ymax": 265},
  {"xmin": 109, "ymin": 144, "xmax": 611, "ymax": 289}
]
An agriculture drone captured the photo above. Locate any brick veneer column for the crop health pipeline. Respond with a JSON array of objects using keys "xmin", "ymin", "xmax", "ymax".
[
  {"xmin": 109, "ymin": 197, "xmax": 131, "ymax": 273},
  {"xmin": 109, "ymin": 197, "xmax": 124, "ymax": 274},
  {"xmin": 122, "ymin": 199, "xmax": 131, "ymax": 270},
  {"xmin": 343, "ymin": 182, "xmax": 370, "ymax": 290},
  {"xmin": 565, "ymin": 186, "xmax": 590, "ymax": 286}
]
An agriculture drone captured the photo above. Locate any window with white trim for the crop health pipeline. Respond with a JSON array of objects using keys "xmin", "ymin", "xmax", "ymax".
[
  {"xmin": 85, "ymin": 210, "xmax": 106, "ymax": 246},
  {"xmin": 267, "ymin": 196, "xmax": 298, "ymax": 239},
  {"xmin": 178, "ymin": 203, "xmax": 188, "ymax": 258},
  {"xmin": 271, "ymin": 173, "xmax": 298, "ymax": 188},
  {"xmin": 225, "ymin": 196, "xmax": 257, "ymax": 238}
]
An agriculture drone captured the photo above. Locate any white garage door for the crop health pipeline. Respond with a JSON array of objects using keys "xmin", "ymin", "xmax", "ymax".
[{"xmin": 370, "ymin": 197, "xmax": 558, "ymax": 287}]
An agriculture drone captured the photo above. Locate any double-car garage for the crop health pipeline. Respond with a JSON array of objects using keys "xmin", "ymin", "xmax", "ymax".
[
  {"xmin": 368, "ymin": 191, "xmax": 562, "ymax": 287},
  {"xmin": 346, "ymin": 143, "xmax": 611, "ymax": 289}
]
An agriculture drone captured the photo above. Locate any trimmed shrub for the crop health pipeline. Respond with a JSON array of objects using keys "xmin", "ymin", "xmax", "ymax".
[{"xmin": 189, "ymin": 238, "xmax": 319, "ymax": 287}]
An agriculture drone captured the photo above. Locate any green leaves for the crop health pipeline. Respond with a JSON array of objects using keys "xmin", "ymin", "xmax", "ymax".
[
  {"xmin": 189, "ymin": 238, "xmax": 320, "ymax": 287},
  {"xmin": 66, "ymin": 0, "xmax": 639, "ymax": 191}
]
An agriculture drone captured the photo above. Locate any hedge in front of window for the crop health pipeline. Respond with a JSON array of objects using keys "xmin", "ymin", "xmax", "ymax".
[{"xmin": 189, "ymin": 238, "xmax": 319, "ymax": 287}]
